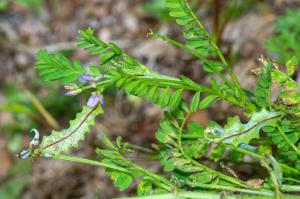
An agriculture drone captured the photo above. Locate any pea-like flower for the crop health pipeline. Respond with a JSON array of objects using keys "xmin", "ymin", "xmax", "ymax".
[
  {"xmin": 87, "ymin": 93, "xmax": 104, "ymax": 108},
  {"xmin": 78, "ymin": 74, "xmax": 103, "ymax": 83}
]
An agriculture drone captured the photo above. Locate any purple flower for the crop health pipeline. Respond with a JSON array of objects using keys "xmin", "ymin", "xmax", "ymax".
[
  {"xmin": 65, "ymin": 90, "xmax": 77, "ymax": 96},
  {"xmin": 78, "ymin": 74, "xmax": 95, "ymax": 83},
  {"xmin": 99, "ymin": 96, "xmax": 105, "ymax": 107},
  {"xmin": 78, "ymin": 74, "xmax": 103, "ymax": 83},
  {"xmin": 87, "ymin": 93, "xmax": 104, "ymax": 108}
]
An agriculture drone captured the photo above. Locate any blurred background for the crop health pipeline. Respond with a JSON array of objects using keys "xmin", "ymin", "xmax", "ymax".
[{"xmin": 0, "ymin": 0, "xmax": 300, "ymax": 198}]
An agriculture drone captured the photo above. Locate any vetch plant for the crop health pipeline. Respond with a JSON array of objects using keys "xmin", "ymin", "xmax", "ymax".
[{"xmin": 19, "ymin": 1, "xmax": 300, "ymax": 198}]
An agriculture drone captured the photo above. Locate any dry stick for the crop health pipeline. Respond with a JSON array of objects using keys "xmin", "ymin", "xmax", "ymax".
[{"xmin": 26, "ymin": 90, "xmax": 59, "ymax": 129}]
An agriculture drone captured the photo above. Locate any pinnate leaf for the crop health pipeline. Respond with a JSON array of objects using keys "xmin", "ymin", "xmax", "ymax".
[{"xmin": 35, "ymin": 50, "xmax": 85, "ymax": 84}]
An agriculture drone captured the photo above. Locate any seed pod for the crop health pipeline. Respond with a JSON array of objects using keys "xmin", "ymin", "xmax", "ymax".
[
  {"xmin": 30, "ymin": 129, "xmax": 40, "ymax": 147},
  {"xmin": 18, "ymin": 149, "xmax": 32, "ymax": 159}
]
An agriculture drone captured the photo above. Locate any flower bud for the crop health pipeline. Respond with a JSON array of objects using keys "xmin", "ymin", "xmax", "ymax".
[
  {"xmin": 64, "ymin": 83, "xmax": 78, "ymax": 90},
  {"xmin": 65, "ymin": 90, "xmax": 77, "ymax": 96}
]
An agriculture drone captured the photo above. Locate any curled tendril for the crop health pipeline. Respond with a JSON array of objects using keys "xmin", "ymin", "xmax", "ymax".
[{"xmin": 17, "ymin": 129, "xmax": 41, "ymax": 160}]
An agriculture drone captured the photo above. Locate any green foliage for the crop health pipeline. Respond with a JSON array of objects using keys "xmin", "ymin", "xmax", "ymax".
[
  {"xmin": 14, "ymin": 0, "xmax": 44, "ymax": 10},
  {"xmin": 256, "ymin": 62, "xmax": 272, "ymax": 108},
  {"xmin": 272, "ymin": 66, "xmax": 300, "ymax": 106},
  {"xmin": 165, "ymin": 0, "xmax": 215, "ymax": 57},
  {"xmin": 198, "ymin": 95, "xmax": 219, "ymax": 109},
  {"xmin": 0, "ymin": 0, "xmax": 44, "ymax": 11},
  {"xmin": 190, "ymin": 91, "xmax": 201, "ymax": 112},
  {"xmin": 35, "ymin": 50, "xmax": 85, "ymax": 84},
  {"xmin": 19, "ymin": 0, "xmax": 300, "ymax": 198},
  {"xmin": 0, "ymin": 0, "xmax": 9, "ymax": 11},
  {"xmin": 265, "ymin": 9, "xmax": 300, "ymax": 65},
  {"xmin": 263, "ymin": 120, "xmax": 300, "ymax": 171},
  {"xmin": 96, "ymin": 135, "xmax": 175, "ymax": 193},
  {"xmin": 77, "ymin": 28, "xmax": 149, "ymax": 75},
  {"xmin": 141, "ymin": 0, "xmax": 171, "ymax": 21}
]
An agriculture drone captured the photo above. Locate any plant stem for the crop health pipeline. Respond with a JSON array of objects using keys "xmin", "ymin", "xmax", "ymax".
[
  {"xmin": 55, "ymin": 154, "xmax": 175, "ymax": 192},
  {"xmin": 79, "ymin": 73, "xmax": 244, "ymax": 108},
  {"xmin": 149, "ymin": 31, "xmax": 255, "ymax": 111},
  {"xmin": 259, "ymin": 157, "xmax": 281, "ymax": 199},
  {"xmin": 230, "ymin": 145, "xmax": 300, "ymax": 176},
  {"xmin": 227, "ymin": 145, "xmax": 283, "ymax": 198},
  {"xmin": 182, "ymin": 0, "xmax": 247, "ymax": 105},
  {"xmin": 54, "ymin": 155, "xmax": 130, "ymax": 173},
  {"xmin": 281, "ymin": 185, "xmax": 300, "ymax": 192},
  {"xmin": 117, "ymin": 191, "xmax": 300, "ymax": 199},
  {"xmin": 117, "ymin": 153, "xmax": 177, "ymax": 192},
  {"xmin": 149, "ymin": 32, "xmax": 234, "ymax": 89},
  {"xmin": 177, "ymin": 112, "xmax": 249, "ymax": 188},
  {"xmin": 187, "ymin": 182, "xmax": 274, "ymax": 196},
  {"xmin": 117, "ymin": 192, "xmax": 219, "ymax": 199}
]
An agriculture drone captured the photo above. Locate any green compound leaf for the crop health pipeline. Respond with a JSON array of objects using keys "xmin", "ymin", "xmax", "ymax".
[
  {"xmin": 272, "ymin": 69, "xmax": 300, "ymax": 105},
  {"xmin": 264, "ymin": 119, "xmax": 300, "ymax": 169},
  {"xmin": 190, "ymin": 91, "xmax": 201, "ymax": 112},
  {"xmin": 35, "ymin": 50, "xmax": 85, "ymax": 84},
  {"xmin": 165, "ymin": 0, "xmax": 215, "ymax": 56},
  {"xmin": 199, "ymin": 95, "xmax": 219, "ymax": 109},
  {"xmin": 77, "ymin": 28, "xmax": 111, "ymax": 56},
  {"xmin": 77, "ymin": 28, "xmax": 149, "ymax": 75},
  {"xmin": 256, "ymin": 62, "xmax": 272, "ymax": 108},
  {"xmin": 37, "ymin": 105, "xmax": 103, "ymax": 157},
  {"xmin": 77, "ymin": 28, "xmax": 122, "ymax": 65},
  {"xmin": 112, "ymin": 172, "xmax": 133, "ymax": 191},
  {"xmin": 169, "ymin": 89, "xmax": 183, "ymax": 110},
  {"xmin": 137, "ymin": 180, "xmax": 153, "ymax": 196},
  {"xmin": 286, "ymin": 56, "xmax": 297, "ymax": 76},
  {"xmin": 205, "ymin": 109, "xmax": 282, "ymax": 147}
]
